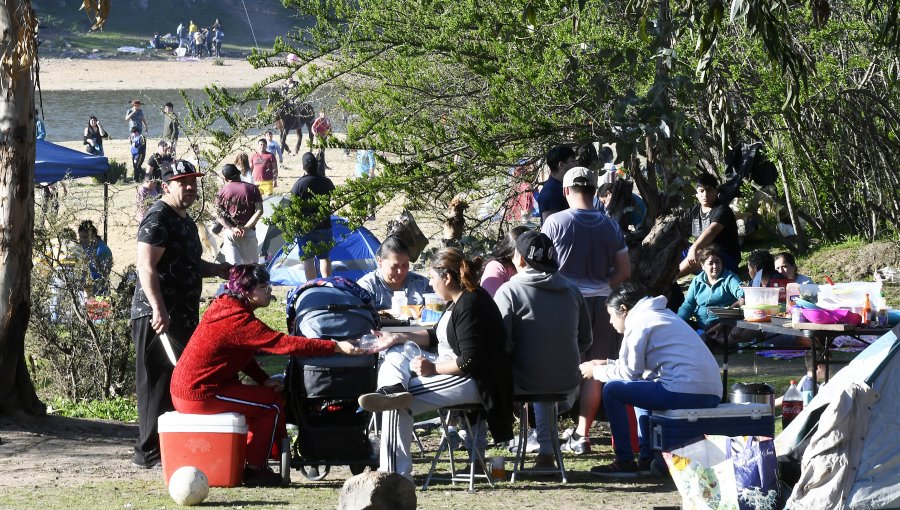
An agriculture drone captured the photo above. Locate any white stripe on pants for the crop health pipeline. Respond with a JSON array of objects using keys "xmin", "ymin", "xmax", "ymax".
[{"xmin": 377, "ymin": 346, "xmax": 481, "ymax": 480}]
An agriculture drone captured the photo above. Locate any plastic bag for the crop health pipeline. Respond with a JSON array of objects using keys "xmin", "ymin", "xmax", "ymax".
[{"xmin": 663, "ymin": 435, "xmax": 778, "ymax": 510}]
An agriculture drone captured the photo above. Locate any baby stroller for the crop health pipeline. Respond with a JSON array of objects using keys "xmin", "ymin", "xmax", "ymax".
[{"xmin": 283, "ymin": 277, "xmax": 380, "ymax": 480}]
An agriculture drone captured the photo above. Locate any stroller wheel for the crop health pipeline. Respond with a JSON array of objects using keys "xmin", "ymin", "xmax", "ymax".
[
  {"xmin": 349, "ymin": 464, "xmax": 367, "ymax": 475},
  {"xmin": 300, "ymin": 464, "xmax": 330, "ymax": 481}
]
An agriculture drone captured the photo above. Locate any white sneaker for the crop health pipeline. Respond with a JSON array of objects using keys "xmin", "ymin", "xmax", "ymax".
[{"xmin": 507, "ymin": 428, "xmax": 541, "ymax": 453}]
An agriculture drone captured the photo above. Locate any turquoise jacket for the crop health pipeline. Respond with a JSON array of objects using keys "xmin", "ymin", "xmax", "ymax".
[{"xmin": 677, "ymin": 270, "xmax": 744, "ymax": 329}]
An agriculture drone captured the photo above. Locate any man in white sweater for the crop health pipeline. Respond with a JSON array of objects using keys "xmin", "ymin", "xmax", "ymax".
[{"xmin": 582, "ymin": 282, "xmax": 722, "ymax": 476}]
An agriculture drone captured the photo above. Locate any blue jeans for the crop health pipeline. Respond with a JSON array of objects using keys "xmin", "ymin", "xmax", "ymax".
[{"xmin": 603, "ymin": 380, "xmax": 720, "ymax": 463}]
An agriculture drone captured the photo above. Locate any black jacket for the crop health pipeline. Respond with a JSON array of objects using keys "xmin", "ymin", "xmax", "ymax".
[{"xmin": 428, "ymin": 287, "xmax": 514, "ymax": 442}]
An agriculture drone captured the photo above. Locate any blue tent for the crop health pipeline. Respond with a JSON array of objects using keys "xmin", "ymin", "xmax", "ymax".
[
  {"xmin": 267, "ymin": 216, "xmax": 381, "ymax": 286},
  {"xmin": 35, "ymin": 140, "xmax": 109, "ymax": 184}
]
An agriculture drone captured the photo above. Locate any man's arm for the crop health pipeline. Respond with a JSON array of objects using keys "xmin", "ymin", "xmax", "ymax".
[
  {"xmin": 609, "ymin": 249, "xmax": 632, "ymax": 288},
  {"xmin": 125, "ymin": 109, "xmax": 134, "ymax": 121},
  {"xmin": 136, "ymin": 242, "xmax": 169, "ymax": 333},
  {"xmin": 244, "ymin": 200, "xmax": 264, "ymax": 229},
  {"xmin": 198, "ymin": 259, "xmax": 231, "ymax": 279},
  {"xmin": 141, "ymin": 116, "xmax": 149, "ymax": 135}
]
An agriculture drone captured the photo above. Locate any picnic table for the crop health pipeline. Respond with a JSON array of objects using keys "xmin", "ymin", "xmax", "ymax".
[{"xmin": 727, "ymin": 320, "xmax": 890, "ymax": 398}]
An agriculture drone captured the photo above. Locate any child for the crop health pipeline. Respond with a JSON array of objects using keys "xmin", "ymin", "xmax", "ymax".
[{"xmin": 129, "ymin": 127, "xmax": 147, "ymax": 182}]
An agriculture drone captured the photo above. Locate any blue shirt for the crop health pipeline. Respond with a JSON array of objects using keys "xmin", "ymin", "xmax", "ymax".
[
  {"xmin": 536, "ymin": 177, "xmax": 566, "ymax": 223},
  {"xmin": 356, "ymin": 270, "xmax": 433, "ymax": 310},
  {"xmin": 677, "ymin": 269, "xmax": 745, "ymax": 329},
  {"xmin": 267, "ymin": 140, "xmax": 283, "ymax": 163},
  {"xmin": 356, "ymin": 150, "xmax": 375, "ymax": 178}
]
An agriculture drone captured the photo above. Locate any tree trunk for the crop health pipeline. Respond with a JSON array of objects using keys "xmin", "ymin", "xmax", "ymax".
[{"xmin": 0, "ymin": 0, "xmax": 45, "ymax": 416}]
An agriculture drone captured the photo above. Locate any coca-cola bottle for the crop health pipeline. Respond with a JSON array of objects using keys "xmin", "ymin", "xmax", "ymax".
[{"xmin": 782, "ymin": 380, "xmax": 804, "ymax": 428}]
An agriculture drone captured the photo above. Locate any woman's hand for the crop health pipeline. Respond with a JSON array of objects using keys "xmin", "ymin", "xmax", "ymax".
[
  {"xmin": 579, "ymin": 360, "xmax": 606, "ymax": 379},
  {"xmin": 264, "ymin": 377, "xmax": 284, "ymax": 392},
  {"xmin": 372, "ymin": 330, "xmax": 401, "ymax": 350},
  {"xmin": 334, "ymin": 340, "xmax": 363, "ymax": 355},
  {"xmin": 410, "ymin": 356, "xmax": 435, "ymax": 377}
]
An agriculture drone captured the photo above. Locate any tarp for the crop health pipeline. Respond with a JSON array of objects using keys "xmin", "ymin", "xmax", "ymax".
[
  {"xmin": 256, "ymin": 194, "xmax": 290, "ymax": 262},
  {"xmin": 35, "ymin": 140, "xmax": 109, "ymax": 184},
  {"xmin": 776, "ymin": 327, "xmax": 900, "ymax": 509},
  {"xmin": 267, "ymin": 216, "xmax": 380, "ymax": 286}
]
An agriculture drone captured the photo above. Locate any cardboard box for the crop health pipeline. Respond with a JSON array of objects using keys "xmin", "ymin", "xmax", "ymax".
[
  {"xmin": 650, "ymin": 403, "xmax": 774, "ymax": 452},
  {"xmin": 158, "ymin": 411, "xmax": 248, "ymax": 487}
]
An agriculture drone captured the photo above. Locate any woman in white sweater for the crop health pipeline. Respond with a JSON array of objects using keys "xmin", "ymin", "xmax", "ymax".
[{"xmin": 582, "ymin": 282, "xmax": 722, "ymax": 475}]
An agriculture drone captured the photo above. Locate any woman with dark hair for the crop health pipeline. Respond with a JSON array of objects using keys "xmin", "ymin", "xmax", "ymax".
[
  {"xmin": 358, "ymin": 248, "xmax": 514, "ymax": 480},
  {"xmin": 357, "ymin": 235, "xmax": 433, "ymax": 310},
  {"xmin": 83, "ymin": 116, "xmax": 108, "ymax": 156},
  {"xmin": 748, "ymin": 249, "xmax": 787, "ymax": 287},
  {"xmin": 677, "ymin": 245, "xmax": 744, "ymax": 331},
  {"xmin": 582, "ymin": 282, "xmax": 722, "ymax": 475},
  {"xmin": 480, "ymin": 225, "xmax": 530, "ymax": 297},
  {"xmin": 170, "ymin": 265, "xmax": 364, "ymax": 486},
  {"xmin": 775, "ymin": 252, "xmax": 813, "ymax": 284}
]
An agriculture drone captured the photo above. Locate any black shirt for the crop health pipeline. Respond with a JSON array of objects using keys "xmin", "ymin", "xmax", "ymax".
[
  {"xmin": 146, "ymin": 153, "xmax": 174, "ymax": 180},
  {"xmin": 130, "ymin": 200, "xmax": 204, "ymax": 329},
  {"xmin": 290, "ymin": 174, "xmax": 335, "ymax": 230},
  {"xmin": 690, "ymin": 203, "xmax": 740, "ymax": 261}
]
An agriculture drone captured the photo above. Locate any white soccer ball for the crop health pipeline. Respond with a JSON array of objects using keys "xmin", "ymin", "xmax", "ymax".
[{"xmin": 168, "ymin": 466, "xmax": 209, "ymax": 506}]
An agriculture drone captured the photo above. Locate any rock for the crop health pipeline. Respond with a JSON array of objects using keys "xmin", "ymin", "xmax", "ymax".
[{"xmin": 337, "ymin": 470, "xmax": 416, "ymax": 510}]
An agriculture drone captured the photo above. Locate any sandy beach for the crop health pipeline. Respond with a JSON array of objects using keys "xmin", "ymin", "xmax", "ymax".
[
  {"xmin": 38, "ymin": 57, "xmax": 284, "ymax": 91},
  {"xmin": 42, "ymin": 58, "xmax": 434, "ymax": 275}
]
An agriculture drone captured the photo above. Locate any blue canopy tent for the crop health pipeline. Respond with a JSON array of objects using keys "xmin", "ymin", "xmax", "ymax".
[
  {"xmin": 36, "ymin": 140, "xmax": 109, "ymax": 183},
  {"xmin": 35, "ymin": 140, "xmax": 110, "ymax": 237},
  {"xmin": 267, "ymin": 216, "xmax": 381, "ymax": 286}
]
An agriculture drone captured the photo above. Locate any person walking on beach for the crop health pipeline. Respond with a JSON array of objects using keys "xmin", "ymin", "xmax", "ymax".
[
  {"xmin": 215, "ymin": 164, "xmax": 264, "ymax": 265},
  {"xmin": 125, "ymin": 100, "xmax": 149, "ymax": 136},
  {"xmin": 130, "ymin": 127, "xmax": 147, "ymax": 182},
  {"xmin": 162, "ymin": 102, "xmax": 179, "ymax": 152},
  {"xmin": 250, "ymin": 138, "xmax": 278, "ymax": 196}
]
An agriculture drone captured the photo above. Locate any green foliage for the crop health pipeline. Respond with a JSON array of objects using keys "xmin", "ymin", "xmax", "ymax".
[
  {"xmin": 46, "ymin": 396, "xmax": 138, "ymax": 422},
  {"xmin": 92, "ymin": 159, "xmax": 127, "ymax": 185}
]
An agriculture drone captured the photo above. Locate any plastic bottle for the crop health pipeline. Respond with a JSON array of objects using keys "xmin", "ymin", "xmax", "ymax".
[
  {"xmin": 862, "ymin": 293, "xmax": 872, "ymax": 325},
  {"xmin": 782, "ymin": 380, "xmax": 803, "ymax": 429},
  {"xmin": 391, "ymin": 291, "xmax": 406, "ymax": 318}
]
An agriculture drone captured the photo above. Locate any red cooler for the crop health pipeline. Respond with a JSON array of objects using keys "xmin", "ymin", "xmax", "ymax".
[{"xmin": 158, "ymin": 411, "xmax": 248, "ymax": 487}]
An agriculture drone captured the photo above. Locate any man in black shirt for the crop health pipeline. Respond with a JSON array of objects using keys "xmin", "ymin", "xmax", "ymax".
[
  {"xmin": 146, "ymin": 141, "xmax": 174, "ymax": 181},
  {"xmin": 679, "ymin": 173, "xmax": 740, "ymax": 277},
  {"xmin": 130, "ymin": 160, "xmax": 231, "ymax": 469},
  {"xmin": 290, "ymin": 152, "xmax": 336, "ymax": 281}
]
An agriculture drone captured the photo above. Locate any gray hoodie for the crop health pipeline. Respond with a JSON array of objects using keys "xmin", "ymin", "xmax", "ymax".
[{"xmin": 494, "ymin": 269, "xmax": 592, "ymax": 395}]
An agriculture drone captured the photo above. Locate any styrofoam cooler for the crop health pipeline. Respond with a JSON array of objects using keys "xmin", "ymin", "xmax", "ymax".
[
  {"xmin": 158, "ymin": 411, "xmax": 248, "ymax": 488},
  {"xmin": 650, "ymin": 403, "xmax": 774, "ymax": 452}
]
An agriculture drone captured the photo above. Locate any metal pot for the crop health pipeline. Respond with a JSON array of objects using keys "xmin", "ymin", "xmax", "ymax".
[{"xmin": 730, "ymin": 382, "xmax": 775, "ymax": 414}]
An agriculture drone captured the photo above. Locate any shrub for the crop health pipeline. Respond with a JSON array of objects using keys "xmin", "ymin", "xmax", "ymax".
[{"xmin": 92, "ymin": 159, "xmax": 127, "ymax": 185}]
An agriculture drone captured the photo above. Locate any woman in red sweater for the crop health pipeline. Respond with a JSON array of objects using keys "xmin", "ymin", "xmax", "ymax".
[{"xmin": 171, "ymin": 265, "xmax": 363, "ymax": 486}]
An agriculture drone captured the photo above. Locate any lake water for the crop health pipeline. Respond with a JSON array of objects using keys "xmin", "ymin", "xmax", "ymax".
[{"xmin": 37, "ymin": 88, "xmax": 345, "ymax": 143}]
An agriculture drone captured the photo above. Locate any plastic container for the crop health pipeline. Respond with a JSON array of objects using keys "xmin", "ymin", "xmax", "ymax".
[
  {"xmin": 743, "ymin": 304, "xmax": 779, "ymax": 322},
  {"xmin": 158, "ymin": 411, "xmax": 248, "ymax": 488},
  {"xmin": 391, "ymin": 291, "xmax": 406, "ymax": 318},
  {"xmin": 421, "ymin": 293, "xmax": 446, "ymax": 323},
  {"xmin": 742, "ymin": 287, "xmax": 780, "ymax": 306},
  {"xmin": 785, "ymin": 283, "xmax": 800, "ymax": 312}
]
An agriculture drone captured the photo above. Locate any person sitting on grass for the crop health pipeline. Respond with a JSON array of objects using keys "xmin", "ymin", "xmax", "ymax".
[
  {"xmin": 582, "ymin": 282, "xmax": 722, "ymax": 476},
  {"xmin": 677, "ymin": 245, "xmax": 744, "ymax": 348},
  {"xmin": 169, "ymin": 265, "xmax": 365, "ymax": 487}
]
